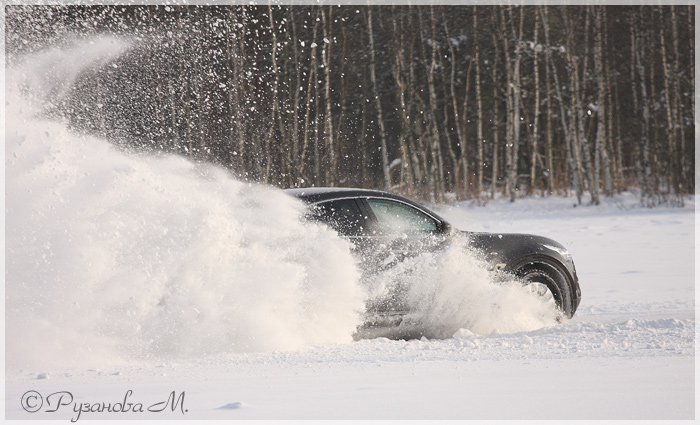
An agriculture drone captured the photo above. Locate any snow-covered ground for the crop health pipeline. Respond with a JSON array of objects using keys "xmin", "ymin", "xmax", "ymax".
[
  {"xmin": 4, "ymin": 38, "xmax": 695, "ymax": 421},
  {"xmin": 5, "ymin": 192, "xmax": 695, "ymax": 421}
]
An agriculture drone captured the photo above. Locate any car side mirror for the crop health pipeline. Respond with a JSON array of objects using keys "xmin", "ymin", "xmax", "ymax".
[{"xmin": 441, "ymin": 222, "xmax": 452, "ymax": 234}]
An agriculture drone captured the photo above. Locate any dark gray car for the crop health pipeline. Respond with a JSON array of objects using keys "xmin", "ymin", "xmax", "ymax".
[{"xmin": 287, "ymin": 187, "xmax": 581, "ymax": 335}]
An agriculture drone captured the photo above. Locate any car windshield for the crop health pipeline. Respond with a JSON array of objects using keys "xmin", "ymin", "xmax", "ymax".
[{"xmin": 366, "ymin": 198, "xmax": 439, "ymax": 234}]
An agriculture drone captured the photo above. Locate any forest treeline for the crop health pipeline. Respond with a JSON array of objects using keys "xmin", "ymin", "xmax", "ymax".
[{"xmin": 6, "ymin": 5, "xmax": 695, "ymax": 205}]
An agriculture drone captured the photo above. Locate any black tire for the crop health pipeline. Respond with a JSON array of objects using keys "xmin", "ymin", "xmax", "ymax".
[{"xmin": 514, "ymin": 261, "xmax": 574, "ymax": 318}]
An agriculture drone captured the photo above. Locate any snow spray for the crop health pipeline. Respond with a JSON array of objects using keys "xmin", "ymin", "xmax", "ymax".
[
  {"xmin": 5, "ymin": 37, "xmax": 365, "ymax": 370},
  {"xmin": 362, "ymin": 235, "xmax": 561, "ymax": 339}
]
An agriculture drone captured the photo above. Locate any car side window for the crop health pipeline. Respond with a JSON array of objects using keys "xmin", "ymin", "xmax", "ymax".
[
  {"xmin": 366, "ymin": 198, "xmax": 439, "ymax": 234},
  {"xmin": 309, "ymin": 199, "xmax": 365, "ymax": 236}
]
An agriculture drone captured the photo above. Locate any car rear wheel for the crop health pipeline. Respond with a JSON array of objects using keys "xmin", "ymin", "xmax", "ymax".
[{"xmin": 515, "ymin": 262, "xmax": 574, "ymax": 319}]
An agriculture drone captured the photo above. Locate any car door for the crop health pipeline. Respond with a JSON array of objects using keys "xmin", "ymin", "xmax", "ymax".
[
  {"xmin": 308, "ymin": 195, "xmax": 448, "ymax": 268},
  {"xmin": 307, "ymin": 196, "xmax": 449, "ymax": 318},
  {"xmin": 306, "ymin": 197, "xmax": 368, "ymax": 246},
  {"xmin": 356, "ymin": 197, "xmax": 448, "ymax": 268},
  {"xmin": 349, "ymin": 197, "xmax": 448, "ymax": 317}
]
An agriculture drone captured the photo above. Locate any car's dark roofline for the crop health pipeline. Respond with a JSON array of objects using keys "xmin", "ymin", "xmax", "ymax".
[
  {"xmin": 284, "ymin": 187, "xmax": 448, "ymax": 224},
  {"xmin": 286, "ymin": 187, "xmax": 409, "ymax": 204}
]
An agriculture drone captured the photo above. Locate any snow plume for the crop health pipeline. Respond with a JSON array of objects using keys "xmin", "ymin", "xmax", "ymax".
[
  {"xmin": 5, "ymin": 38, "xmax": 365, "ymax": 370},
  {"xmin": 364, "ymin": 235, "xmax": 561, "ymax": 339},
  {"xmin": 7, "ymin": 36, "xmax": 130, "ymax": 117}
]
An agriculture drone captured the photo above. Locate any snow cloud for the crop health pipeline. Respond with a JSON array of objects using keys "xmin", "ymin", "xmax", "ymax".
[{"xmin": 5, "ymin": 38, "xmax": 365, "ymax": 370}]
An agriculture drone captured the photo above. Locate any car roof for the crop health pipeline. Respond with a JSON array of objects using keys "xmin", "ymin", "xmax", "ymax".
[
  {"xmin": 284, "ymin": 187, "xmax": 448, "ymax": 223},
  {"xmin": 285, "ymin": 187, "xmax": 409, "ymax": 203}
]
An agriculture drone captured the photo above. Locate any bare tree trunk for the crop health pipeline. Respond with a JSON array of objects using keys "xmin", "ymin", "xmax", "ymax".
[
  {"xmin": 299, "ymin": 14, "xmax": 319, "ymax": 184},
  {"xmin": 228, "ymin": 7, "xmax": 248, "ymax": 176},
  {"xmin": 610, "ymin": 70, "xmax": 624, "ymax": 192},
  {"xmin": 438, "ymin": 22, "xmax": 461, "ymax": 196},
  {"xmin": 575, "ymin": 8, "xmax": 599, "ymax": 204},
  {"xmin": 506, "ymin": 6, "xmax": 524, "ymax": 203},
  {"xmin": 288, "ymin": 8, "xmax": 302, "ymax": 184},
  {"xmin": 542, "ymin": 6, "xmax": 554, "ymax": 195},
  {"xmin": 417, "ymin": 7, "xmax": 444, "ymax": 201},
  {"xmin": 168, "ymin": 78, "xmax": 179, "ymax": 153},
  {"xmin": 184, "ymin": 77, "xmax": 193, "ymax": 158},
  {"xmin": 264, "ymin": 4, "xmax": 283, "ymax": 184},
  {"xmin": 473, "ymin": 6, "xmax": 484, "ymax": 199},
  {"xmin": 499, "ymin": 7, "xmax": 513, "ymax": 199},
  {"xmin": 392, "ymin": 7, "xmax": 413, "ymax": 193},
  {"xmin": 335, "ymin": 24, "xmax": 349, "ymax": 186},
  {"xmin": 406, "ymin": 22, "xmax": 425, "ymax": 190},
  {"xmin": 541, "ymin": 7, "xmax": 578, "ymax": 202},
  {"xmin": 563, "ymin": 10, "xmax": 586, "ymax": 204},
  {"xmin": 672, "ymin": 6, "xmax": 687, "ymax": 200},
  {"xmin": 368, "ymin": 6, "xmax": 391, "ymax": 191},
  {"xmin": 408, "ymin": 34, "xmax": 429, "ymax": 194},
  {"xmin": 299, "ymin": 10, "xmax": 321, "ymax": 186},
  {"xmin": 629, "ymin": 11, "xmax": 641, "ymax": 193},
  {"xmin": 225, "ymin": 10, "xmax": 237, "ymax": 169},
  {"xmin": 299, "ymin": 49, "xmax": 316, "ymax": 183},
  {"xmin": 659, "ymin": 6, "xmax": 678, "ymax": 198},
  {"xmin": 490, "ymin": 20, "xmax": 501, "ymax": 200},
  {"xmin": 633, "ymin": 9, "xmax": 654, "ymax": 205},
  {"xmin": 426, "ymin": 7, "xmax": 445, "ymax": 201},
  {"xmin": 530, "ymin": 6, "xmax": 541, "ymax": 195},
  {"xmin": 360, "ymin": 90, "xmax": 369, "ymax": 186},
  {"xmin": 593, "ymin": 6, "xmax": 611, "ymax": 199},
  {"xmin": 313, "ymin": 55, "xmax": 321, "ymax": 186},
  {"xmin": 601, "ymin": 7, "xmax": 615, "ymax": 196},
  {"xmin": 649, "ymin": 11, "xmax": 662, "ymax": 200},
  {"xmin": 444, "ymin": 13, "xmax": 470, "ymax": 199},
  {"xmin": 689, "ymin": 5, "xmax": 695, "ymax": 126},
  {"xmin": 321, "ymin": 7, "xmax": 336, "ymax": 186}
]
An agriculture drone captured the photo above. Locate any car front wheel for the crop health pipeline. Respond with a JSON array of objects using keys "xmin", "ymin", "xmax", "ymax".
[{"xmin": 515, "ymin": 261, "xmax": 574, "ymax": 319}]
